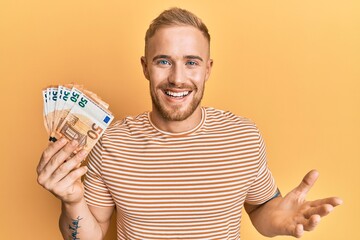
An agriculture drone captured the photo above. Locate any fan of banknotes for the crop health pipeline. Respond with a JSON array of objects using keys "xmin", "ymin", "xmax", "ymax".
[{"xmin": 42, "ymin": 84, "xmax": 114, "ymax": 153}]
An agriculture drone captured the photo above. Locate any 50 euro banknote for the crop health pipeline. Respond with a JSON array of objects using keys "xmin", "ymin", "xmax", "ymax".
[{"xmin": 42, "ymin": 84, "xmax": 114, "ymax": 153}]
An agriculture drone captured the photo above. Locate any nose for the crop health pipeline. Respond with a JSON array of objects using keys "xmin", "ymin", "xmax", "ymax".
[{"xmin": 168, "ymin": 63, "xmax": 186, "ymax": 86}]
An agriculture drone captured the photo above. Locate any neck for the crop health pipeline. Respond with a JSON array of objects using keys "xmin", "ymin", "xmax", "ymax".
[{"xmin": 150, "ymin": 107, "xmax": 203, "ymax": 133}]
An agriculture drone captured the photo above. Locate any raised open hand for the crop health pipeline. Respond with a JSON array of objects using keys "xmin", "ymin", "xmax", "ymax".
[{"xmin": 266, "ymin": 170, "xmax": 343, "ymax": 237}]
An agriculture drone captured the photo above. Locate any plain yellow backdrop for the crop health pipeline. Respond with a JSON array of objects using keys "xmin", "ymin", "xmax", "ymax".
[{"xmin": 0, "ymin": 0, "xmax": 359, "ymax": 239}]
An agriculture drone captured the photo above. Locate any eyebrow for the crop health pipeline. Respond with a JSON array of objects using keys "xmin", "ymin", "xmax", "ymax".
[
  {"xmin": 185, "ymin": 55, "xmax": 204, "ymax": 62},
  {"xmin": 152, "ymin": 55, "xmax": 204, "ymax": 62},
  {"xmin": 152, "ymin": 55, "xmax": 170, "ymax": 62}
]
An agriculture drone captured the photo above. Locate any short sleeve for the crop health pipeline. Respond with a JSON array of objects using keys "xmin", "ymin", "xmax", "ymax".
[
  {"xmin": 84, "ymin": 138, "xmax": 115, "ymax": 207},
  {"xmin": 245, "ymin": 129, "xmax": 278, "ymax": 205}
]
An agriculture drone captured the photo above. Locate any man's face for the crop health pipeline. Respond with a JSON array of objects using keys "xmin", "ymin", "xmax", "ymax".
[{"xmin": 141, "ymin": 26, "xmax": 213, "ymax": 121}]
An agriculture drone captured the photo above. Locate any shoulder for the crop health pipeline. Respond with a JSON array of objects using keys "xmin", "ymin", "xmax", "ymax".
[
  {"xmin": 203, "ymin": 107, "xmax": 264, "ymax": 153},
  {"xmin": 203, "ymin": 107, "xmax": 261, "ymax": 142},
  {"xmin": 204, "ymin": 107, "xmax": 259, "ymax": 131},
  {"xmin": 101, "ymin": 112, "xmax": 150, "ymax": 142}
]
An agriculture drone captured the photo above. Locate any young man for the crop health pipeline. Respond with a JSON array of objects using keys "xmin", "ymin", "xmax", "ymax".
[{"xmin": 37, "ymin": 7, "xmax": 342, "ymax": 239}]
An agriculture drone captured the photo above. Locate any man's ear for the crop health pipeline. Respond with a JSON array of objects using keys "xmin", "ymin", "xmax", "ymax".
[
  {"xmin": 141, "ymin": 56, "xmax": 150, "ymax": 80},
  {"xmin": 205, "ymin": 59, "xmax": 213, "ymax": 82}
]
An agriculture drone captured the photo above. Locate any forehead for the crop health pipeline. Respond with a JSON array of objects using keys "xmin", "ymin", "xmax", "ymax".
[{"xmin": 146, "ymin": 26, "xmax": 209, "ymax": 58}]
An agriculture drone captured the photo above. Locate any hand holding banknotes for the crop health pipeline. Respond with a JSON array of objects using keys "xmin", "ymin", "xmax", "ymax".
[
  {"xmin": 37, "ymin": 84, "xmax": 114, "ymax": 204},
  {"xmin": 37, "ymin": 138, "xmax": 88, "ymax": 203}
]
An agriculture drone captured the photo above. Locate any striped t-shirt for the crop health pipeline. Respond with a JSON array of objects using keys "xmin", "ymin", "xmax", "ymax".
[{"xmin": 84, "ymin": 107, "xmax": 277, "ymax": 240}]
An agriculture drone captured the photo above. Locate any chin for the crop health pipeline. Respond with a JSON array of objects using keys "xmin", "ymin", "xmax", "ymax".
[
  {"xmin": 161, "ymin": 103, "xmax": 201, "ymax": 121},
  {"xmin": 161, "ymin": 109, "xmax": 191, "ymax": 121}
]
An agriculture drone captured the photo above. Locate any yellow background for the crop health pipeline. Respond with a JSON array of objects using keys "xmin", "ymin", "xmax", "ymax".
[{"xmin": 0, "ymin": 0, "xmax": 359, "ymax": 239}]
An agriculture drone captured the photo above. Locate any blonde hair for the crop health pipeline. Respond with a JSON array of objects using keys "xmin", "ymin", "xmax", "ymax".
[{"xmin": 145, "ymin": 7, "xmax": 210, "ymax": 55}]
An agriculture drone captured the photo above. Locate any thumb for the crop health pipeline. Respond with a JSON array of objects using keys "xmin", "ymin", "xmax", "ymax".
[{"xmin": 292, "ymin": 169, "xmax": 319, "ymax": 198}]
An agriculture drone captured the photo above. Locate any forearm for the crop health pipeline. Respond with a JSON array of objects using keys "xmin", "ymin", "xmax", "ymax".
[
  {"xmin": 245, "ymin": 188, "xmax": 285, "ymax": 238},
  {"xmin": 247, "ymin": 198, "xmax": 283, "ymax": 237},
  {"xmin": 59, "ymin": 198, "xmax": 104, "ymax": 240}
]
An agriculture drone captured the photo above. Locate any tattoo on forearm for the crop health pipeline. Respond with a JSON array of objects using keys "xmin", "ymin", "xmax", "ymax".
[
  {"xmin": 263, "ymin": 188, "xmax": 282, "ymax": 205},
  {"xmin": 272, "ymin": 188, "xmax": 281, "ymax": 199},
  {"xmin": 69, "ymin": 216, "xmax": 82, "ymax": 240}
]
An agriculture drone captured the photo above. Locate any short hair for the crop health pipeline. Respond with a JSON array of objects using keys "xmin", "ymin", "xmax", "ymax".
[{"xmin": 144, "ymin": 7, "xmax": 210, "ymax": 55}]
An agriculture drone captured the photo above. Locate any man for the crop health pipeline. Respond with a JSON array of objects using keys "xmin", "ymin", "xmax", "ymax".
[{"xmin": 37, "ymin": 7, "xmax": 342, "ymax": 239}]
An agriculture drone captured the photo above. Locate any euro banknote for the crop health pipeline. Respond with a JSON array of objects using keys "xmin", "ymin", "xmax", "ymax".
[{"xmin": 42, "ymin": 84, "xmax": 114, "ymax": 153}]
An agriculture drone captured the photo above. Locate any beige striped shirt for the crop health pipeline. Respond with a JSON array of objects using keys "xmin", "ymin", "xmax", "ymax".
[{"xmin": 84, "ymin": 107, "xmax": 277, "ymax": 239}]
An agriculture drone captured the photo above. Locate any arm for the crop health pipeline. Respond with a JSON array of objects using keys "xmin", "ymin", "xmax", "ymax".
[
  {"xmin": 59, "ymin": 200, "xmax": 114, "ymax": 240},
  {"xmin": 37, "ymin": 138, "xmax": 113, "ymax": 239},
  {"xmin": 245, "ymin": 170, "xmax": 342, "ymax": 238}
]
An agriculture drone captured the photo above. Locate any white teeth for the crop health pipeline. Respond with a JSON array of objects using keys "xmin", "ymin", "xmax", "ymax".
[{"xmin": 165, "ymin": 91, "xmax": 190, "ymax": 97}]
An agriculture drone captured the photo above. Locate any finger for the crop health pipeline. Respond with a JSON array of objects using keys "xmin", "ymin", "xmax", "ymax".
[
  {"xmin": 303, "ymin": 214, "xmax": 321, "ymax": 231},
  {"xmin": 304, "ymin": 204, "xmax": 334, "ymax": 218},
  {"xmin": 293, "ymin": 169, "xmax": 319, "ymax": 198},
  {"xmin": 38, "ymin": 140, "xmax": 79, "ymax": 184},
  {"xmin": 49, "ymin": 149, "xmax": 88, "ymax": 184},
  {"xmin": 57, "ymin": 166, "xmax": 88, "ymax": 192},
  {"xmin": 37, "ymin": 138, "xmax": 68, "ymax": 174},
  {"xmin": 294, "ymin": 224, "xmax": 304, "ymax": 238},
  {"xmin": 309, "ymin": 197, "xmax": 343, "ymax": 207}
]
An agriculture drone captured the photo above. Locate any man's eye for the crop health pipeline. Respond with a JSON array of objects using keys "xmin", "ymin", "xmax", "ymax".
[
  {"xmin": 158, "ymin": 60, "xmax": 170, "ymax": 65},
  {"xmin": 186, "ymin": 61, "xmax": 198, "ymax": 66}
]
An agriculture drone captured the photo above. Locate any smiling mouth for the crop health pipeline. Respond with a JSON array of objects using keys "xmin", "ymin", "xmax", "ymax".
[{"xmin": 164, "ymin": 90, "xmax": 191, "ymax": 98}]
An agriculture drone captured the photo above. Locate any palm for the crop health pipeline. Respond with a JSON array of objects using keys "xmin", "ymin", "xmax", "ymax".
[{"xmin": 269, "ymin": 170, "xmax": 342, "ymax": 237}]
